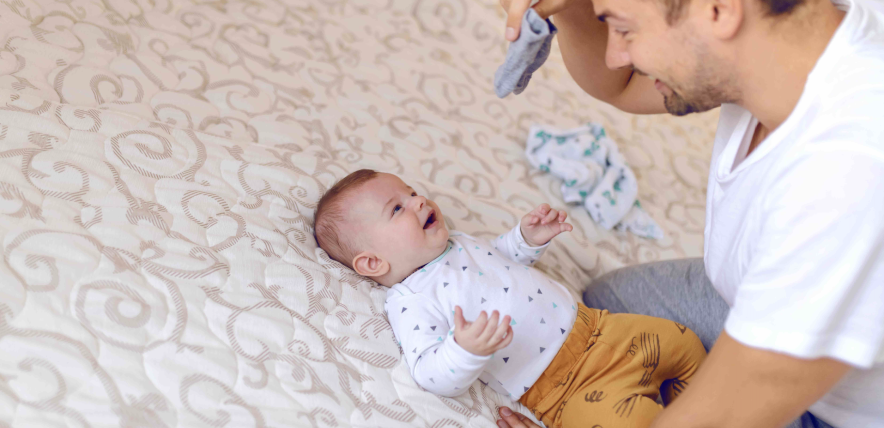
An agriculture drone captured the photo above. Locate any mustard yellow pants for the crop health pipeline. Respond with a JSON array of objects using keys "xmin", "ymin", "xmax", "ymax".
[{"xmin": 519, "ymin": 303, "xmax": 706, "ymax": 428}]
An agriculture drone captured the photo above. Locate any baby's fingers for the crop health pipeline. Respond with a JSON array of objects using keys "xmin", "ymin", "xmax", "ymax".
[
  {"xmin": 557, "ymin": 210, "xmax": 568, "ymax": 223},
  {"xmin": 560, "ymin": 222, "xmax": 573, "ymax": 233},
  {"xmin": 489, "ymin": 315, "xmax": 511, "ymax": 345},
  {"xmin": 479, "ymin": 311, "xmax": 501, "ymax": 342},
  {"xmin": 454, "ymin": 306, "xmax": 466, "ymax": 331},
  {"xmin": 494, "ymin": 326, "xmax": 515, "ymax": 351},
  {"xmin": 527, "ymin": 215, "xmax": 539, "ymax": 226},
  {"xmin": 541, "ymin": 208, "xmax": 558, "ymax": 225},
  {"xmin": 470, "ymin": 311, "xmax": 489, "ymax": 334}
]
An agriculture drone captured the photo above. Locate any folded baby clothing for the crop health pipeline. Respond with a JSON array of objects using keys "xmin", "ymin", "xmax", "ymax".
[
  {"xmin": 524, "ymin": 124, "xmax": 665, "ymax": 239},
  {"xmin": 493, "ymin": 8, "xmax": 557, "ymax": 98}
]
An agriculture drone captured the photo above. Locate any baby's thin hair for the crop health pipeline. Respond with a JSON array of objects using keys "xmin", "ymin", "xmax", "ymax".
[{"xmin": 314, "ymin": 169, "xmax": 378, "ymax": 268}]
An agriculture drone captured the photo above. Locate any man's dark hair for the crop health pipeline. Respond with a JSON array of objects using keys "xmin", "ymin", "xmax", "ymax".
[{"xmin": 662, "ymin": 0, "xmax": 806, "ymax": 24}]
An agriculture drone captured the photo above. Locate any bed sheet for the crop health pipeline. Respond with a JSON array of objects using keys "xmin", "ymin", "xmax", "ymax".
[{"xmin": 0, "ymin": 0, "xmax": 719, "ymax": 426}]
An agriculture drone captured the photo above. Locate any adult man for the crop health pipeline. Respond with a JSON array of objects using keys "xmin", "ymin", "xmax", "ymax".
[{"xmin": 493, "ymin": 0, "xmax": 884, "ymax": 426}]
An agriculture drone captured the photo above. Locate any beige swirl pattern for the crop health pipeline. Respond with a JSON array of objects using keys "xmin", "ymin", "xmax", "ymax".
[{"xmin": 0, "ymin": 0, "xmax": 718, "ymax": 425}]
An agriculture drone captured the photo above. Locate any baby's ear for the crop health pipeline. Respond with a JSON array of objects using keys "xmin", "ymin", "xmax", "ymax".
[{"xmin": 352, "ymin": 251, "xmax": 390, "ymax": 278}]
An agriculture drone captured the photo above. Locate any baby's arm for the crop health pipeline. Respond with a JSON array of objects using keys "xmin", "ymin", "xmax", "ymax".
[
  {"xmin": 493, "ymin": 204, "xmax": 572, "ymax": 266},
  {"xmin": 386, "ymin": 294, "xmax": 492, "ymax": 397}
]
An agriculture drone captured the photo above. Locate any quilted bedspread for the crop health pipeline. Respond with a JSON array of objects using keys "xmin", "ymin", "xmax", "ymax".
[{"xmin": 0, "ymin": 0, "xmax": 719, "ymax": 425}]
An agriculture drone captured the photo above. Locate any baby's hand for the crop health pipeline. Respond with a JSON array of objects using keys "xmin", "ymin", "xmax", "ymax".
[
  {"xmin": 520, "ymin": 204, "xmax": 573, "ymax": 247},
  {"xmin": 453, "ymin": 306, "xmax": 514, "ymax": 357}
]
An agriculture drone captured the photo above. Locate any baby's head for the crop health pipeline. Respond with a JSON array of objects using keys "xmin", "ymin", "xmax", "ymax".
[{"xmin": 314, "ymin": 170, "xmax": 449, "ymax": 286}]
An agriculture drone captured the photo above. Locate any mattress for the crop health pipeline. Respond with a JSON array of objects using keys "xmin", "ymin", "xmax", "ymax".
[{"xmin": 0, "ymin": 0, "xmax": 719, "ymax": 426}]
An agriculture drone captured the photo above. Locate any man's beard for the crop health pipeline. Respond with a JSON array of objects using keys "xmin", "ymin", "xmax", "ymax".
[
  {"xmin": 663, "ymin": 90, "xmax": 721, "ymax": 116},
  {"xmin": 651, "ymin": 44, "xmax": 738, "ymax": 116},
  {"xmin": 661, "ymin": 71, "xmax": 733, "ymax": 116}
]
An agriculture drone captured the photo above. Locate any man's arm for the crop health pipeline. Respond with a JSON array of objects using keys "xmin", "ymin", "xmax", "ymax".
[
  {"xmin": 503, "ymin": 0, "xmax": 665, "ymax": 113},
  {"xmin": 551, "ymin": 0, "xmax": 667, "ymax": 114},
  {"xmin": 651, "ymin": 331, "xmax": 850, "ymax": 428},
  {"xmin": 496, "ymin": 331, "xmax": 849, "ymax": 428}
]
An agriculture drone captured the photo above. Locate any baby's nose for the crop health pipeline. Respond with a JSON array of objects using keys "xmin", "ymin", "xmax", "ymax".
[{"xmin": 411, "ymin": 195, "xmax": 427, "ymax": 210}]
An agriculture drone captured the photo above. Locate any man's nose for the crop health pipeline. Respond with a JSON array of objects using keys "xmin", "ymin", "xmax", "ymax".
[{"xmin": 605, "ymin": 31, "xmax": 632, "ymax": 70}]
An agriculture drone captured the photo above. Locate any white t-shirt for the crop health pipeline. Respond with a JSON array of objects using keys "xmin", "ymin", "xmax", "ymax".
[
  {"xmin": 703, "ymin": 0, "xmax": 884, "ymax": 425},
  {"xmin": 385, "ymin": 227, "xmax": 577, "ymax": 400}
]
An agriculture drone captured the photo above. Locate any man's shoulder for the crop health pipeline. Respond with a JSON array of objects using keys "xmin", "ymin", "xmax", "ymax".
[
  {"xmin": 803, "ymin": 50, "xmax": 884, "ymax": 150},
  {"xmin": 816, "ymin": 35, "xmax": 884, "ymax": 110}
]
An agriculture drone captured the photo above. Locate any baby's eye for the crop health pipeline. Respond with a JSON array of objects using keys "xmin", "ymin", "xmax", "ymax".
[
  {"xmin": 411, "ymin": 192, "xmax": 417, "ymax": 197},
  {"xmin": 393, "ymin": 205, "xmax": 401, "ymax": 214}
]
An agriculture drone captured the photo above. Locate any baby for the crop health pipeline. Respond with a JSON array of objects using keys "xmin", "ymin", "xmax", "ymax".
[{"xmin": 314, "ymin": 169, "xmax": 706, "ymax": 428}]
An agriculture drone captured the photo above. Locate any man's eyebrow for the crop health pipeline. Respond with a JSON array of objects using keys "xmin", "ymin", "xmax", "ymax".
[{"xmin": 597, "ymin": 10, "xmax": 626, "ymax": 22}]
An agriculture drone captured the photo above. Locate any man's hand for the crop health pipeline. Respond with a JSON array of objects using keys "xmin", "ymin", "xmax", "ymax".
[
  {"xmin": 520, "ymin": 204, "xmax": 573, "ymax": 247},
  {"xmin": 453, "ymin": 307, "xmax": 514, "ymax": 356},
  {"xmin": 496, "ymin": 406, "xmax": 541, "ymax": 428},
  {"xmin": 500, "ymin": 0, "xmax": 587, "ymax": 41}
]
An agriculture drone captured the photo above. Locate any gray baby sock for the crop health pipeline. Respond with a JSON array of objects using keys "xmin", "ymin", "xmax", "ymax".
[{"xmin": 493, "ymin": 8, "xmax": 558, "ymax": 98}]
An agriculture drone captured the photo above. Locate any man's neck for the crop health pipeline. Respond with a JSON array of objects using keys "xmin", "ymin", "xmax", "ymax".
[{"xmin": 737, "ymin": 0, "xmax": 846, "ymax": 132}]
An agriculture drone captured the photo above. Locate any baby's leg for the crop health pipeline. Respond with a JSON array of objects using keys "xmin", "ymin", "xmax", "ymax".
[
  {"xmin": 601, "ymin": 313, "xmax": 707, "ymax": 405},
  {"xmin": 651, "ymin": 320, "xmax": 706, "ymax": 405},
  {"xmin": 561, "ymin": 383, "xmax": 664, "ymax": 428},
  {"xmin": 559, "ymin": 313, "xmax": 706, "ymax": 428}
]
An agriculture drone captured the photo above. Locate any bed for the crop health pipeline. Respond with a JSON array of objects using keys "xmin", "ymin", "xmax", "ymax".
[{"xmin": 0, "ymin": 0, "xmax": 718, "ymax": 425}]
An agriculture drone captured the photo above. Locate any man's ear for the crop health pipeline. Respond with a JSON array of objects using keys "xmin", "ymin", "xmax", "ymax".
[
  {"xmin": 352, "ymin": 251, "xmax": 390, "ymax": 278},
  {"xmin": 705, "ymin": 0, "xmax": 743, "ymax": 40}
]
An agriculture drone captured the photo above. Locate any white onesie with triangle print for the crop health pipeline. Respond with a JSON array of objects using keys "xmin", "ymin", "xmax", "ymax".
[{"xmin": 385, "ymin": 226, "xmax": 577, "ymax": 400}]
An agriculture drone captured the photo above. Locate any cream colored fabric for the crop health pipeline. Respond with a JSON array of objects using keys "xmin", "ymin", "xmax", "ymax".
[{"xmin": 0, "ymin": 0, "xmax": 718, "ymax": 425}]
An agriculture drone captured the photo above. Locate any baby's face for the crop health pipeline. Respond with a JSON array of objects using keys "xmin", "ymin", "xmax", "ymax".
[{"xmin": 348, "ymin": 173, "xmax": 449, "ymax": 272}]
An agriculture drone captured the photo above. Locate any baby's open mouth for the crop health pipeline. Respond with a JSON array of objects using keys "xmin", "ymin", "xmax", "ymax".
[{"xmin": 424, "ymin": 210, "xmax": 436, "ymax": 229}]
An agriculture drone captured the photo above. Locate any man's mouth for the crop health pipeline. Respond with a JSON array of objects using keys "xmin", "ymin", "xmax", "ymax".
[
  {"xmin": 654, "ymin": 78, "xmax": 673, "ymax": 95},
  {"xmin": 424, "ymin": 209, "xmax": 437, "ymax": 229}
]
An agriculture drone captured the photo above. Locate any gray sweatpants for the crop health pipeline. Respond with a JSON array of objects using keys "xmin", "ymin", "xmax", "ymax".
[{"xmin": 582, "ymin": 258, "xmax": 836, "ymax": 428}]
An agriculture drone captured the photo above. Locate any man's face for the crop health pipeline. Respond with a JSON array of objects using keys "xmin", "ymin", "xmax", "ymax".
[
  {"xmin": 347, "ymin": 173, "xmax": 450, "ymax": 272},
  {"xmin": 595, "ymin": 0, "xmax": 737, "ymax": 115}
]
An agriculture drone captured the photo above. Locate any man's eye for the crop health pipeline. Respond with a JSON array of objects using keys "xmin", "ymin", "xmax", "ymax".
[{"xmin": 393, "ymin": 205, "xmax": 401, "ymax": 214}]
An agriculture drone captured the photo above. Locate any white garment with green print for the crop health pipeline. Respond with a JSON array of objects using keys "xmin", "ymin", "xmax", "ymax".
[
  {"xmin": 384, "ymin": 226, "xmax": 577, "ymax": 399},
  {"xmin": 525, "ymin": 123, "xmax": 664, "ymax": 239}
]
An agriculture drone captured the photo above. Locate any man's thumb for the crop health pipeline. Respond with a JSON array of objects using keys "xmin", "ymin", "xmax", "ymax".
[{"xmin": 505, "ymin": 0, "xmax": 531, "ymax": 41}]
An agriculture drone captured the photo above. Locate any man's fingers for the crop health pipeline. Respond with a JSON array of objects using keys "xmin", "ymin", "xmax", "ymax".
[
  {"xmin": 505, "ymin": 0, "xmax": 531, "ymax": 41},
  {"xmin": 531, "ymin": 0, "xmax": 558, "ymax": 20},
  {"xmin": 497, "ymin": 407, "xmax": 537, "ymax": 428}
]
